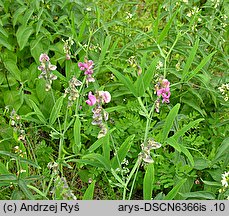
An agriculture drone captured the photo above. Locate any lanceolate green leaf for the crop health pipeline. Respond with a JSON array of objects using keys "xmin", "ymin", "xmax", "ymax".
[
  {"xmin": 29, "ymin": 99, "xmax": 46, "ymax": 124},
  {"xmin": 181, "ymin": 39, "xmax": 199, "ymax": 82},
  {"xmin": 16, "ymin": 25, "xmax": 34, "ymax": 50},
  {"xmin": 83, "ymin": 180, "xmax": 96, "ymax": 200},
  {"xmin": 157, "ymin": 10, "xmax": 177, "ymax": 44},
  {"xmin": 172, "ymin": 118, "xmax": 204, "ymax": 140},
  {"xmin": 18, "ymin": 179, "xmax": 35, "ymax": 200},
  {"xmin": 0, "ymin": 151, "xmax": 41, "ymax": 169},
  {"xmin": 134, "ymin": 58, "xmax": 158, "ymax": 97},
  {"xmin": 0, "ymin": 35, "xmax": 13, "ymax": 50},
  {"xmin": 12, "ymin": 6, "xmax": 27, "ymax": 26},
  {"xmin": 88, "ymin": 128, "xmax": 115, "ymax": 153},
  {"xmin": 0, "ymin": 162, "xmax": 10, "ymax": 174},
  {"xmin": 161, "ymin": 103, "xmax": 180, "ymax": 142},
  {"xmin": 111, "ymin": 134, "xmax": 135, "ymax": 170},
  {"xmin": 187, "ymin": 51, "xmax": 216, "ymax": 81},
  {"xmin": 107, "ymin": 66, "xmax": 137, "ymax": 97},
  {"xmin": 213, "ymin": 137, "xmax": 229, "ymax": 163},
  {"xmin": 82, "ymin": 153, "xmax": 111, "ymax": 171},
  {"xmin": 179, "ymin": 145, "xmax": 194, "ymax": 167},
  {"xmin": 180, "ymin": 191, "xmax": 215, "ymax": 200},
  {"xmin": 143, "ymin": 163, "xmax": 154, "ymax": 200},
  {"xmin": 3, "ymin": 59, "xmax": 21, "ymax": 81},
  {"xmin": 49, "ymin": 96, "xmax": 64, "ymax": 125},
  {"xmin": 166, "ymin": 137, "xmax": 181, "ymax": 152},
  {"xmin": 97, "ymin": 36, "xmax": 111, "ymax": 72},
  {"xmin": 182, "ymin": 99, "xmax": 206, "ymax": 117},
  {"xmin": 164, "ymin": 178, "xmax": 186, "ymax": 200},
  {"xmin": 0, "ymin": 174, "xmax": 17, "ymax": 181}
]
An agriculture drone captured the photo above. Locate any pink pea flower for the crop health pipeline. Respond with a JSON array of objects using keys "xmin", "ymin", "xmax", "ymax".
[
  {"xmin": 48, "ymin": 63, "xmax": 57, "ymax": 71},
  {"xmin": 39, "ymin": 53, "xmax": 50, "ymax": 62},
  {"xmin": 156, "ymin": 78, "xmax": 171, "ymax": 104},
  {"xmin": 86, "ymin": 92, "xmax": 96, "ymax": 106},
  {"xmin": 161, "ymin": 91, "xmax": 171, "ymax": 103},
  {"xmin": 78, "ymin": 62, "xmax": 87, "ymax": 70},
  {"xmin": 162, "ymin": 79, "xmax": 170, "ymax": 88},
  {"xmin": 102, "ymin": 91, "xmax": 111, "ymax": 103},
  {"xmin": 86, "ymin": 74, "xmax": 95, "ymax": 83},
  {"xmin": 78, "ymin": 60, "xmax": 94, "ymax": 72},
  {"xmin": 78, "ymin": 59, "xmax": 95, "ymax": 83}
]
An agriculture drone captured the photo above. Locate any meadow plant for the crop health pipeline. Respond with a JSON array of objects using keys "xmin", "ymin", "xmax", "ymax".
[
  {"xmin": 87, "ymin": 91, "xmax": 111, "ymax": 138},
  {"xmin": 38, "ymin": 54, "xmax": 57, "ymax": 91},
  {"xmin": 0, "ymin": 0, "xmax": 228, "ymax": 201}
]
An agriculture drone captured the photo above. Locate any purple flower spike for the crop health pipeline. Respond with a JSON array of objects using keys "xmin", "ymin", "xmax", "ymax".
[
  {"xmin": 155, "ymin": 77, "xmax": 171, "ymax": 109},
  {"xmin": 78, "ymin": 58, "xmax": 95, "ymax": 84}
]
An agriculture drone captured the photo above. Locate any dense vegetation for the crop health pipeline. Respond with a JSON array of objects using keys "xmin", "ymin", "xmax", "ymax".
[{"xmin": 0, "ymin": 0, "xmax": 228, "ymax": 200}]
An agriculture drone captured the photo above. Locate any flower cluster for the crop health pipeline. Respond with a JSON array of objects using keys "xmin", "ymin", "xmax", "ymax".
[
  {"xmin": 86, "ymin": 91, "xmax": 111, "ymax": 138},
  {"xmin": 218, "ymin": 83, "xmax": 229, "ymax": 101},
  {"xmin": 78, "ymin": 58, "xmax": 95, "ymax": 84},
  {"xmin": 63, "ymin": 37, "xmax": 74, "ymax": 60},
  {"xmin": 38, "ymin": 53, "xmax": 57, "ymax": 91},
  {"xmin": 14, "ymin": 145, "xmax": 26, "ymax": 158},
  {"xmin": 154, "ymin": 77, "xmax": 171, "ymax": 112},
  {"xmin": 115, "ymin": 158, "xmax": 130, "ymax": 180},
  {"xmin": 10, "ymin": 109, "xmax": 26, "ymax": 143},
  {"xmin": 187, "ymin": 6, "xmax": 200, "ymax": 18},
  {"xmin": 156, "ymin": 61, "xmax": 163, "ymax": 70},
  {"xmin": 64, "ymin": 76, "xmax": 82, "ymax": 106},
  {"xmin": 127, "ymin": 56, "xmax": 142, "ymax": 76},
  {"xmin": 139, "ymin": 138, "xmax": 161, "ymax": 163},
  {"xmin": 221, "ymin": 171, "xmax": 229, "ymax": 188},
  {"xmin": 211, "ymin": 0, "xmax": 220, "ymax": 8}
]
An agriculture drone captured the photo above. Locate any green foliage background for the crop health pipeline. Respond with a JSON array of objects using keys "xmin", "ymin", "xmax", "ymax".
[{"xmin": 0, "ymin": 0, "xmax": 228, "ymax": 200}]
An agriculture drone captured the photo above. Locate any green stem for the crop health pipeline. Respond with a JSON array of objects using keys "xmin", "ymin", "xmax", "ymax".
[
  {"xmin": 44, "ymin": 173, "xmax": 55, "ymax": 196},
  {"xmin": 164, "ymin": 32, "xmax": 181, "ymax": 78},
  {"xmin": 58, "ymin": 137, "xmax": 64, "ymax": 175},
  {"xmin": 137, "ymin": 97, "xmax": 149, "ymax": 118},
  {"xmin": 128, "ymin": 161, "xmax": 141, "ymax": 200},
  {"xmin": 123, "ymin": 157, "xmax": 142, "ymax": 200},
  {"xmin": 75, "ymin": 76, "xmax": 86, "ymax": 115}
]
